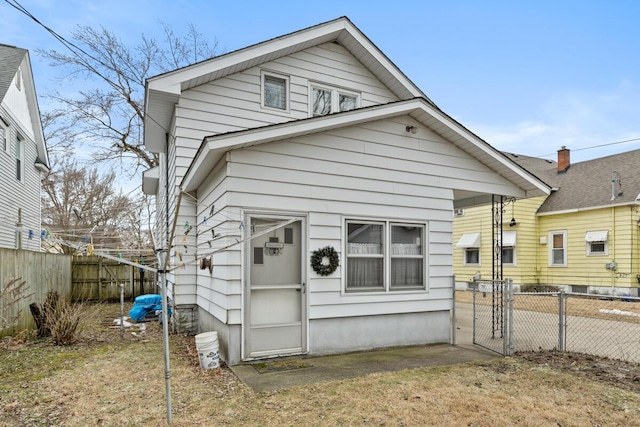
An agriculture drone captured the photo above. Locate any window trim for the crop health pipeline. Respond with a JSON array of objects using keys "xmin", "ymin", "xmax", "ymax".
[
  {"xmin": 585, "ymin": 230, "xmax": 608, "ymax": 256},
  {"xmin": 464, "ymin": 248, "xmax": 481, "ymax": 266},
  {"xmin": 261, "ymin": 70, "xmax": 290, "ymax": 112},
  {"xmin": 309, "ymin": 83, "xmax": 360, "ymax": 117},
  {"xmin": 549, "ymin": 230, "xmax": 567, "ymax": 267},
  {"xmin": 344, "ymin": 218, "xmax": 427, "ymax": 294},
  {"xmin": 587, "ymin": 241, "xmax": 608, "ymax": 256},
  {"xmin": 500, "ymin": 246, "xmax": 516, "ymax": 266}
]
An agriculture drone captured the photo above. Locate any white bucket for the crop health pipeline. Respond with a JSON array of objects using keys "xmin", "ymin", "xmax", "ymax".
[{"xmin": 195, "ymin": 331, "xmax": 220, "ymax": 369}]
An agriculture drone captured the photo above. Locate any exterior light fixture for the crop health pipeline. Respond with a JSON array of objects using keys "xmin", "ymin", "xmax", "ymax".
[{"xmin": 405, "ymin": 125, "xmax": 418, "ymax": 134}]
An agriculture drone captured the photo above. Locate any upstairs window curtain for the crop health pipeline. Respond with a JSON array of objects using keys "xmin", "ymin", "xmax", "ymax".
[{"xmin": 264, "ymin": 75, "xmax": 287, "ymax": 110}]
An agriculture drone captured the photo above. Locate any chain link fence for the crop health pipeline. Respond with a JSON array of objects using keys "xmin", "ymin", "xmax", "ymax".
[{"xmin": 472, "ymin": 281, "xmax": 640, "ymax": 363}]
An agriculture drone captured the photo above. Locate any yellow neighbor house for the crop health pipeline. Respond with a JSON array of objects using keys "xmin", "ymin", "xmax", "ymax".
[{"xmin": 454, "ymin": 147, "xmax": 640, "ymax": 296}]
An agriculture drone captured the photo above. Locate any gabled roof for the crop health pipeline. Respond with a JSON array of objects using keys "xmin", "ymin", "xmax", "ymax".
[
  {"xmin": 0, "ymin": 44, "xmax": 27, "ymax": 103},
  {"xmin": 537, "ymin": 149, "xmax": 640, "ymax": 214},
  {"xmin": 144, "ymin": 17, "xmax": 433, "ymax": 153},
  {"xmin": 181, "ymin": 98, "xmax": 551, "ymax": 201},
  {"xmin": 0, "ymin": 44, "xmax": 49, "ymax": 168}
]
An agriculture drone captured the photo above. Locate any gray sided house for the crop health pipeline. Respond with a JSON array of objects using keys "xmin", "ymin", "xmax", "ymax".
[
  {"xmin": 0, "ymin": 44, "xmax": 49, "ymax": 251},
  {"xmin": 142, "ymin": 17, "xmax": 550, "ymax": 365}
]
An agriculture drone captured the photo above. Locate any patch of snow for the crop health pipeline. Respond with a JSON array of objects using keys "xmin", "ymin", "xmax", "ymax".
[{"xmin": 599, "ymin": 308, "xmax": 640, "ymax": 317}]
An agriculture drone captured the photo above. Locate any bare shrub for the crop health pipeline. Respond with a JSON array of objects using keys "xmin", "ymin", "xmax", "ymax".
[{"xmin": 520, "ymin": 283, "xmax": 559, "ymax": 293}]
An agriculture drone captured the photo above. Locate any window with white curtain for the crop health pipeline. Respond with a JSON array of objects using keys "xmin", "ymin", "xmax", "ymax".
[
  {"xmin": 311, "ymin": 84, "xmax": 359, "ymax": 116},
  {"xmin": 346, "ymin": 220, "xmax": 425, "ymax": 292},
  {"xmin": 262, "ymin": 72, "xmax": 289, "ymax": 111}
]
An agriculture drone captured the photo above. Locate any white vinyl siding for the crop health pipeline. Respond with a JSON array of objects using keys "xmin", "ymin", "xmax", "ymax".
[
  {"xmin": 172, "ymin": 42, "xmax": 399, "ymax": 188},
  {"xmin": 0, "ymin": 107, "xmax": 41, "ymax": 251},
  {"xmin": 193, "ymin": 114, "xmax": 523, "ymax": 322}
]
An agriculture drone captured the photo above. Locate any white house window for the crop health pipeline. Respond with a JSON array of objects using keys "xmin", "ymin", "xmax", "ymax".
[
  {"xmin": 16, "ymin": 134, "xmax": 23, "ymax": 181},
  {"xmin": 0, "ymin": 117, "xmax": 8, "ymax": 151},
  {"xmin": 549, "ymin": 230, "xmax": 567, "ymax": 267},
  {"xmin": 346, "ymin": 220, "xmax": 426, "ymax": 292},
  {"xmin": 390, "ymin": 224, "xmax": 423, "ymax": 289},
  {"xmin": 585, "ymin": 230, "xmax": 608, "ymax": 256},
  {"xmin": 310, "ymin": 84, "xmax": 359, "ymax": 117},
  {"xmin": 457, "ymin": 232, "xmax": 481, "ymax": 266},
  {"xmin": 262, "ymin": 72, "xmax": 289, "ymax": 111},
  {"xmin": 15, "ymin": 67, "xmax": 22, "ymax": 91}
]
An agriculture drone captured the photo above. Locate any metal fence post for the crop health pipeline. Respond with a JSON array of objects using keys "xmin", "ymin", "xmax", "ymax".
[
  {"xmin": 472, "ymin": 277, "xmax": 477, "ymax": 345},
  {"xmin": 558, "ymin": 290, "xmax": 565, "ymax": 352},
  {"xmin": 451, "ymin": 275, "xmax": 456, "ymax": 346},
  {"xmin": 507, "ymin": 278, "xmax": 514, "ymax": 356}
]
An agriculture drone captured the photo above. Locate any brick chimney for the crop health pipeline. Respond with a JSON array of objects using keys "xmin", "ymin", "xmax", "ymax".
[{"xmin": 557, "ymin": 146, "xmax": 570, "ymax": 173}]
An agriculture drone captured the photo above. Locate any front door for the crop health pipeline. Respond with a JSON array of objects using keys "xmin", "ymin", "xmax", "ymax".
[{"xmin": 245, "ymin": 215, "xmax": 306, "ymax": 359}]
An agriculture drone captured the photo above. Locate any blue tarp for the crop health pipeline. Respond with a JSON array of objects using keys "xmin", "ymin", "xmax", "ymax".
[{"xmin": 129, "ymin": 294, "xmax": 169, "ymax": 321}]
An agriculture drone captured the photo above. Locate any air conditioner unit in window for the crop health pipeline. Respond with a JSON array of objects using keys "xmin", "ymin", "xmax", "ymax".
[{"xmin": 454, "ymin": 208, "xmax": 465, "ymax": 217}]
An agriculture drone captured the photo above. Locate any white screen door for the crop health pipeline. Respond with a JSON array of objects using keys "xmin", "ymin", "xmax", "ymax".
[{"xmin": 245, "ymin": 216, "xmax": 306, "ymax": 358}]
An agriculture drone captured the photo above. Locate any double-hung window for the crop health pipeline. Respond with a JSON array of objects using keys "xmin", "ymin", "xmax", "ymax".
[
  {"xmin": 549, "ymin": 230, "xmax": 567, "ymax": 266},
  {"xmin": 311, "ymin": 85, "xmax": 359, "ymax": 116},
  {"xmin": 346, "ymin": 220, "xmax": 425, "ymax": 292},
  {"xmin": 262, "ymin": 71, "xmax": 289, "ymax": 111}
]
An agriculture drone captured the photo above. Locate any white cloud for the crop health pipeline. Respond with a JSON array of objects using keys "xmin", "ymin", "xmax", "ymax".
[{"xmin": 467, "ymin": 81, "xmax": 640, "ymax": 162}]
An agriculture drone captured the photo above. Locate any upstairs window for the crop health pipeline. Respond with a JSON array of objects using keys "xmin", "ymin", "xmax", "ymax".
[
  {"xmin": 549, "ymin": 230, "xmax": 567, "ymax": 267},
  {"xmin": 16, "ymin": 134, "xmax": 23, "ymax": 181},
  {"xmin": 0, "ymin": 117, "xmax": 8, "ymax": 151},
  {"xmin": 310, "ymin": 84, "xmax": 359, "ymax": 117},
  {"xmin": 262, "ymin": 72, "xmax": 289, "ymax": 111},
  {"xmin": 15, "ymin": 67, "xmax": 22, "ymax": 91}
]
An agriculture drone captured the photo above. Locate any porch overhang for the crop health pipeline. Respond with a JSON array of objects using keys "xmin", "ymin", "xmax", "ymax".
[{"xmin": 181, "ymin": 98, "xmax": 552, "ymax": 200}]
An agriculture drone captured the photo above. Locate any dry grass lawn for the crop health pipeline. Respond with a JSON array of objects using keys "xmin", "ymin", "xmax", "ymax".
[{"xmin": 1, "ymin": 302, "xmax": 639, "ymax": 427}]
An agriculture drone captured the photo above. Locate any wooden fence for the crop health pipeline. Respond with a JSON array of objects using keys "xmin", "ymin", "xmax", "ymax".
[
  {"xmin": 0, "ymin": 249, "xmax": 72, "ymax": 336},
  {"xmin": 71, "ymin": 255, "xmax": 157, "ymax": 302}
]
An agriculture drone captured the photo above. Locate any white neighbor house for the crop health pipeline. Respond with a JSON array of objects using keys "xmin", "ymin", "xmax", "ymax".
[
  {"xmin": 142, "ymin": 17, "xmax": 550, "ymax": 365},
  {"xmin": 0, "ymin": 44, "xmax": 49, "ymax": 251}
]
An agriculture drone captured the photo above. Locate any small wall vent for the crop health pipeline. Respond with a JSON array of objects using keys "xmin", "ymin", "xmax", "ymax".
[{"xmin": 454, "ymin": 208, "xmax": 465, "ymax": 217}]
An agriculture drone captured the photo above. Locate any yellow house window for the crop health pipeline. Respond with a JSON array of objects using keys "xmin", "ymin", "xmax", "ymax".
[
  {"xmin": 549, "ymin": 231, "xmax": 567, "ymax": 267},
  {"xmin": 585, "ymin": 230, "xmax": 608, "ymax": 256},
  {"xmin": 457, "ymin": 233, "xmax": 481, "ymax": 266}
]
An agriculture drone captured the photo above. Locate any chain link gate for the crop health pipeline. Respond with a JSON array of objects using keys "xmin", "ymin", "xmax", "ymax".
[{"xmin": 472, "ymin": 278, "xmax": 514, "ymax": 355}]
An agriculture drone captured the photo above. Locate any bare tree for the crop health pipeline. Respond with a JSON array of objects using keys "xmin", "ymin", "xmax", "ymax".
[
  {"xmin": 41, "ymin": 158, "xmax": 132, "ymax": 254},
  {"xmin": 39, "ymin": 23, "xmax": 219, "ymax": 173}
]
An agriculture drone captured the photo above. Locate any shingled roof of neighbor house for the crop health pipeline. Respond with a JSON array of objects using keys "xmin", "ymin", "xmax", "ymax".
[
  {"xmin": 0, "ymin": 44, "xmax": 27, "ymax": 102},
  {"xmin": 536, "ymin": 149, "xmax": 640, "ymax": 214}
]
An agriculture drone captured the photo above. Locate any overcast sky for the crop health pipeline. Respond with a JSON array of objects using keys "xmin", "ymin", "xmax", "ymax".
[{"xmin": 2, "ymin": 0, "xmax": 639, "ymax": 166}]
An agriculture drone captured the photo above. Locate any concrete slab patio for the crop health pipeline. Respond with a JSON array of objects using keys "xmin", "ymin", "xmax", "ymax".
[{"xmin": 230, "ymin": 302, "xmax": 496, "ymax": 392}]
